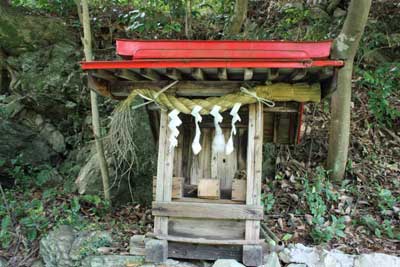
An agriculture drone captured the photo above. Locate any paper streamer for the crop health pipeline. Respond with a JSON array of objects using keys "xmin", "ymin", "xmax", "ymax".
[
  {"xmin": 210, "ymin": 105, "xmax": 225, "ymax": 153},
  {"xmin": 225, "ymin": 103, "xmax": 242, "ymax": 155},
  {"xmin": 168, "ymin": 109, "xmax": 182, "ymax": 151},
  {"xmin": 191, "ymin": 105, "xmax": 203, "ymax": 155}
]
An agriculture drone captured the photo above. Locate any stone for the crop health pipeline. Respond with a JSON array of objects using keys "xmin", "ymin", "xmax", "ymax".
[
  {"xmin": 263, "ymin": 252, "xmax": 281, "ymax": 267},
  {"xmin": 80, "ymin": 255, "xmax": 144, "ymax": 267},
  {"xmin": 145, "ymin": 239, "xmax": 168, "ymax": 263},
  {"xmin": 333, "ymin": 8, "xmax": 346, "ymax": 18},
  {"xmin": 69, "ymin": 231, "xmax": 113, "ymax": 262},
  {"xmin": 354, "ymin": 253, "xmax": 400, "ymax": 267},
  {"xmin": 75, "ymin": 150, "xmax": 134, "ymax": 204},
  {"xmin": 40, "ymin": 122, "xmax": 66, "ymax": 153},
  {"xmin": 0, "ymin": 119, "xmax": 58, "ymax": 165},
  {"xmin": 0, "ymin": 257, "xmax": 7, "ymax": 267},
  {"xmin": 287, "ymin": 264, "xmax": 307, "ymax": 267},
  {"xmin": 40, "ymin": 225, "xmax": 77, "ymax": 267},
  {"xmin": 278, "ymin": 244, "xmax": 354, "ymax": 267},
  {"xmin": 31, "ymin": 259, "xmax": 45, "ymax": 267},
  {"xmin": 212, "ymin": 259, "xmax": 245, "ymax": 267},
  {"xmin": 243, "ymin": 245, "xmax": 263, "ymax": 266}
]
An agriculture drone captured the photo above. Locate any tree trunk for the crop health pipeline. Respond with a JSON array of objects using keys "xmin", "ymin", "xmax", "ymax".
[
  {"xmin": 184, "ymin": 0, "xmax": 192, "ymax": 39},
  {"xmin": 327, "ymin": 0, "xmax": 372, "ymax": 180},
  {"xmin": 76, "ymin": 0, "xmax": 111, "ymax": 202},
  {"xmin": 227, "ymin": 0, "xmax": 248, "ymax": 35}
]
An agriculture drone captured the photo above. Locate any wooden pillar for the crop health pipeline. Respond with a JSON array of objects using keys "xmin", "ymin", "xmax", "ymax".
[
  {"xmin": 154, "ymin": 110, "xmax": 175, "ymax": 235},
  {"xmin": 243, "ymin": 103, "xmax": 264, "ymax": 266}
]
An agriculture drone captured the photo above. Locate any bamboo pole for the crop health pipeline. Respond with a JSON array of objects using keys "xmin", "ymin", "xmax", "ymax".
[{"xmin": 76, "ymin": 0, "xmax": 111, "ymax": 202}]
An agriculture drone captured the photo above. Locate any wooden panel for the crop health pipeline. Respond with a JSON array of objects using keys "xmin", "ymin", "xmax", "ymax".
[
  {"xmin": 211, "ymin": 128, "xmax": 238, "ymax": 191},
  {"xmin": 189, "ymin": 128, "xmax": 212, "ymax": 185},
  {"xmin": 174, "ymin": 197, "xmax": 243, "ymax": 204},
  {"xmin": 245, "ymin": 104, "xmax": 264, "ymax": 241},
  {"xmin": 152, "ymin": 202, "xmax": 263, "ymax": 220},
  {"xmin": 198, "ymin": 179, "xmax": 220, "ymax": 199},
  {"xmin": 173, "ymin": 132, "xmax": 184, "ymax": 177},
  {"xmin": 168, "ymin": 218, "xmax": 245, "ymax": 240},
  {"xmin": 232, "ymin": 179, "xmax": 246, "ymax": 202},
  {"xmin": 168, "ymin": 242, "xmax": 242, "ymax": 261},
  {"xmin": 153, "ymin": 235, "xmax": 263, "ymax": 245}
]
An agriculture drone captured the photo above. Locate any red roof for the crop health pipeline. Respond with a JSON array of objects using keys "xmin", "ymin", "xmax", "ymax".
[{"xmin": 81, "ymin": 40, "xmax": 343, "ymax": 70}]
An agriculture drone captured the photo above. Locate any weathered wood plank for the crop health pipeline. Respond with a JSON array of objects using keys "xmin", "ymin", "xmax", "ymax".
[
  {"xmin": 245, "ymin": 104, "xmax": 264, "ymax": 241},
  {"xmin": 168, "ymin": 218, "xmax": 245, "ymax": 240},
  {"xmin": 152, "ymin": 202, "xmax": 263, "ymax": 220},
  {"xmin": 168, "ymin": 242, "xmax": 242, "ymax": 261},
  {"xmin": 174, "ymin": 197, "xmax": 243, "ymax": 204},
  {"xmin": 110, "ymin": 80, "xmax": 260, "ymax": 97},
  {"xmin": 211, "ymin": 128, "xmax": 238, "ymax": 191},
  {"xmin": 114, "ymin": 69, "xmax": 142, "ymax": 81},
  {"xmin": 217, "ymin": 68, "xmax": 228, "ymax": 80},
  {"xmin": 153, "ymin": 235, "xmax": 263, "ymax": 245},
  {"xmin": 190, "ymin": 128, "xmax": 212, "ymax": 185},
  {"xmin": 243, "ymin": 245, "xmax": 264, "ymax": 266},
  {"xmin": 192, "ymin": 68, "xmax": 205, "ymax": 80},
  {"xmin": 154, "ymin": 110, "xmax": 174, "ymax": 235},
  {"xmin": 166, "ymin": 68, "xmax": 183, "ymax": 80}
]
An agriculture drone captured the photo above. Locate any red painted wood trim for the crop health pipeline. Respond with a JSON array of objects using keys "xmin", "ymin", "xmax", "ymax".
[
  {"xmin": 81, "ymin": 59, "xmax": 343, "ymax": 70},
  {"xmin": 116, "ymin": 39, "xmax": 334, "ymax": 59}
]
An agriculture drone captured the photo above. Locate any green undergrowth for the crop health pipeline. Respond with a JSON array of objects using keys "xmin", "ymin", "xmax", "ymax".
[{"xmin": 263, "ymin": 166, "xmax": 400, "ymax": 244}]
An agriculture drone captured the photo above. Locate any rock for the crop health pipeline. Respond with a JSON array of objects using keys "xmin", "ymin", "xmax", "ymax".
[
  {"xmin": 278, "ymin": 244, "xmax": 354, "ymax": 267},
  {"xmin": 333, "ymin": 8, "xmax": 346, "ymax": 18},
  {"xmin": 31, "ymin": 259, "xmax": 45, "ymax": 267},
  {"xmin": 80, "ymin": 255, "xmax": 144, "ymax": 267},
  {"xmin": 40, "ymin": 123, "xmax": 66, "ymax": 153},
  {"xmin": 69, "ymin": 231, "xmax": 113, "ymax": 262},
  {"xmin": 0, "ymin": 118, "xmax": 58, "ymax": 165},
  {"xmin": 163, "ymin": 259, "xmax": 200, "ymax": 267},
  {"xmin": 263, "ymin": 252, "xmax": 281, "ymax": 267},
  {"xmin": 212, "ymin": 259, "xmax": 245, "ymax": 267},
  {"xmin": 75, "ymin": 151, "xmax": 133, "ymax": 204},
  {"xmin": 40, "ymin": 225, "xmax": 77, "ymax": 267},
  {"xmin": 354, "ymin": 253, "xmax": 400, "ymax": 267},
  {"xmin": 0, "ymin": 257, "xmax": 7, "ymax": 267},
  {"xmin": 287, "ymin": 264, "xmax": 307, "ymax": 267}
]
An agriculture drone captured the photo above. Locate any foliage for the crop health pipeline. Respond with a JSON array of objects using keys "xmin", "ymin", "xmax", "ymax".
[
  {"xmin": 302, "ymin": 167, "xmax": 346, "ymax": 243},
  {"xmin": 358, "ymin": 64, "xmax": 400, "ymax": 127},
  {"xmin": 261, "ymin": 192, "xmax": 275, "ymax": 214},
  {"xmin": 0, "ymin": 187, "xmax": 110, "ymax": 250}
]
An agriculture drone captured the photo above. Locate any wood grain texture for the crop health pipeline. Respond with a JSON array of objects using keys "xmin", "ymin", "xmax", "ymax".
[
  {"xmin": 152, "ymin": 202, "xmax": 263, "ymax": 220},
  {"xmin": 168, "ymin": 218, "xmax": 245, "ymax": 240},
  {"xmin": 154, "ymin": 235, "xmax": 263, "ymax": 245},
  {"xmin": 154, "ymin": 110, "xmax": 174, "ymax": 235},
  {"xmin": 245, "ymin": 104, "xmax": 264, "ymax": 241},
  {"xmin": 168, "ymin": 242, "xmax": 242, "ymax": 261}
]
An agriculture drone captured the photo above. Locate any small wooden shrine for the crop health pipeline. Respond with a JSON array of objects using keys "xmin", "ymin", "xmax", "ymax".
[{"xmin": 81, "ymin": 40, "xmax": 343, "ymax": 265}]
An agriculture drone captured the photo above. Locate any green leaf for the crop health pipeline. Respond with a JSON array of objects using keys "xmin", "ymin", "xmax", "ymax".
[{"xmin": 282, "ymin": 233, "xmax": 293, "ymax": 241}]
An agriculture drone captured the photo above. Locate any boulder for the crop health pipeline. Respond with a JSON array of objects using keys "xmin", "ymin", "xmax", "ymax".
[
  {"xmin": 354, "ymin": 253, "xmax": 400, "ymax": 267},
  {"xmin": 0, "ymin": 257, "xmax": 7, "ymax": 267},
  {"xmin": 75, "ymin": 151, "xmax": 134, "ymax": 204},
  {"xmin": 69, "ymin": 231, "xmax": 112, "ymax": 262},
  {"xmin": 40, "ymin": 225, "xmax": 114, "ymax": 267},
  {"xmin": 212, "ymin": 259, "xmax": 245, "ymax": 267},
  {"xmin": 39, "ymin": 122, "xmax": 66, "ymax": 153},
  {"xmin": 278, "ymin": 244, "xmax": 354, "ymax": 267},
  {"xmin": 333, "ymin": 8, "xmax": 346, "ymax": 18},
  {"xmin": 0, "ymin": 118, "xmax": 58, "ymax": 165},
  {"xmin": 80, "ymin": 255, "xmax": 144, "ymax": 267},
  {"xmin": 263, "ymin": 252, "xmax": 281, "ymax": 267},
  {"xmin": 31, "ymin": 259, "xmax": 45, "ymax": 267},
  {"xmin": 40, "ymin": 225, "xmax": 76, "ymax": 267}
]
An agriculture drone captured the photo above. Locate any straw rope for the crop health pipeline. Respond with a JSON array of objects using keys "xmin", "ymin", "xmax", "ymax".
[{"xmin": 116, "ymin": 82, "xmax": 321, "ymax": 114}]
